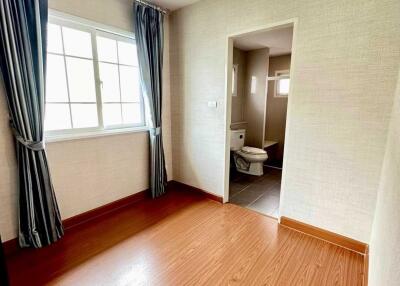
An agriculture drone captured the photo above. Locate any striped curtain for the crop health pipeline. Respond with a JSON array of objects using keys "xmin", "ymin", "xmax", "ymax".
[
  {"xmin": 0, "ymin": 0, "xmax": 63, "ymax": 248},
  {"xmin": 134, "ymin": 3, "xmax": 167, "ymax": 198}
]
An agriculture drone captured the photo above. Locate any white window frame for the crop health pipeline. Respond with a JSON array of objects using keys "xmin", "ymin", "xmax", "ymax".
[
  {"xmin": 274, "ymin": 69, "xmax": 290, "ymax": 98},
  {"xmin": 45, "ymin": 10, "xmax": 147, "ymax": 142}
]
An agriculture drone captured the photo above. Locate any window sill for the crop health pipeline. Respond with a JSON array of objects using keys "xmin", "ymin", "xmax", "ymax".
[{"xmin": 45, "ymin": 126, "xmax": 149, "ymax": 143}]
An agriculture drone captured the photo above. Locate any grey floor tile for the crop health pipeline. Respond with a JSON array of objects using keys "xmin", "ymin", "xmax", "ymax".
[
  {"xmin": 263, "ymin": 167, "xmax": 282, "ymax": 176},
  {"xmin": 248, "ymin": 194, "xmax": 280, "ymax": 215},
  {"xmin": 252, "ymin": 178, "xmax": 279, "ymax": 189},
  {"xmin": 229, "ymin": 194, "xmax": 254, "ymax": 207},
  {"xmin": 229, "ymin": 182, "xmax": 246, "ymax": 197},
  {"xmin": 229, "ymin": 188, "xmax": 264, "ymax": 206},
  {"xmin": 229, "ymin": 167, "xmax": 282, "ymax": 215},
  {"xmin": 244, "ymin": 183, "xmax": 274, "ymax": 198},
  {"xmin": 265, "ymin": 184, "xmax": 281, "ymax": 197}
]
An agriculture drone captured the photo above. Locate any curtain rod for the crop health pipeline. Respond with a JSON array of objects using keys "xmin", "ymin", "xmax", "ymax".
[{"xmin": 134, "ymin": 0, "xmax": 168, "ymax": 14}]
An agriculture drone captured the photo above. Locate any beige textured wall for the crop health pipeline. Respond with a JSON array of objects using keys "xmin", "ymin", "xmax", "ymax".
[
  {"xmin": 0, "ymin": 0, "xmax": 173, "ymax": 241},
  {"xmin": 369, "ymin": 70, "xmax": 400, "ymax": 285},
  {"xmin": 231, "ymin": 48, "xmax": 246, "ymax": 124},
  {"xmin": 170, "ymin": 0, "xmax": 400, "ymax": 242},
  {"xmin": 243, "ymin": 48, "xmax": 269, "ymax": 148},
  {"xmin": 0, "ymin": 80, "xmax": 18, "ymax": 242},
  {"xmin": 265, "ymin": 54, "xmax": 291, "ymax": 160},
  {"xmin": 49, "ymin": 0, "xmax": 134, "ymax": 31}
]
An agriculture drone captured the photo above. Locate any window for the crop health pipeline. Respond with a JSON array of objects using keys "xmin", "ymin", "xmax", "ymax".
[
  {"xmin": 275, "ymin": 70, "xmax": 290, "ymax": 97},
  {"xmin": 45, "ymin": 14, "xmax": 145, "ymax": 138},
  {"xmin": 232, "ymin": 64, "xmax": 238, "ymax": 96},
  {"xmin": 250, "ymin": 76, "xmax": 257, "ymax": 95}
]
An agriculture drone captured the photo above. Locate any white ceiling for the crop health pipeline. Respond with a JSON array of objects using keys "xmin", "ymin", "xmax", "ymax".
[
  {"xmin": 149, "ymin": 0, "xmax": 199, "ymax": 11},
  {"xmin": 233, "ymin": 26, "xmax": 293, "ymax": 56}
]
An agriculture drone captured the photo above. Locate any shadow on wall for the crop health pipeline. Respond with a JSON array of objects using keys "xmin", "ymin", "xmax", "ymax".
[
  {"xmin": 231, "ymin": 47, "xmax": 270, "ymax": 149},
  {"xmin": 170, "ymin": 43, "xmax": 203, "ymax": 191},
  {"xmin": 369, "ymin": 71, "xmax": 400, "ymax": 285}
]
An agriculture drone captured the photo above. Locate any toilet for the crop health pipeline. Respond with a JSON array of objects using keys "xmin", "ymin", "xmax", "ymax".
[{"xmin": 230, "ymin": 129, "xmax": 268, "ymax": 176}]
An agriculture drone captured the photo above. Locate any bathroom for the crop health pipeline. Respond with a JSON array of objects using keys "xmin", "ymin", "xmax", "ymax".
[{"xmin": 229, "ymin": 25, "xmax": 293, "ymax": 218}]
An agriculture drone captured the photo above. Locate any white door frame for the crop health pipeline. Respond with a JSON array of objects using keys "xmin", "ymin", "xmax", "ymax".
[{"xmin": 222, "ymin": 18, "xmax": 299, "ymax": 211}]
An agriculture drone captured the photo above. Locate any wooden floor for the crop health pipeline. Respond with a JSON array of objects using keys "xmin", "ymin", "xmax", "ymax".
[{"xmin": 6, "ymin": 187, "xmax": 364, "ymax": 285}]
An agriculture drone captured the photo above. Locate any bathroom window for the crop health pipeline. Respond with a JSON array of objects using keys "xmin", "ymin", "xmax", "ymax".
[
  {"xmin": 250, "ymin": 76, "xmax": 257, "ymax": 95},
  {"xmin": 275, "ymin": 70, "xmax": 290, "ymax": 97},
  {"xmin": 232, "ymin": 64, "xmax": 238, "ymax": 96},
  {"xmin": 45, "ymin": 12, "xmax": 145, "ymax": 139}
]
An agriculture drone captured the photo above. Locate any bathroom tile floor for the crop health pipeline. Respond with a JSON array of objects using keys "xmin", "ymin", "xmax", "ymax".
[{"xmin": 229, "ymin": 167, "xmax": 281, "ymax": 218}]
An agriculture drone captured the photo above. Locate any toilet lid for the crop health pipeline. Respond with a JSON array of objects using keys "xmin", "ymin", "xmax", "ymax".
[{"xmin": 240, "ymin": 146, "xmax": 267, "ymax": 155}]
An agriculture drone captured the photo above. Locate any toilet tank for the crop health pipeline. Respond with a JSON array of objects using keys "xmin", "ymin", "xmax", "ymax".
[{"xmin": 230, "ymin": 129, "xmax": 245, "ymax": 151}]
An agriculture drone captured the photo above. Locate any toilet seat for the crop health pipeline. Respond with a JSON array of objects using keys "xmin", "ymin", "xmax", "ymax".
[
  {"xmin": 236, "ymin": 146, "xmax": 268, "ymax": 163},
  {"xmin": 230, "ymin": 129, "xmax": 268, "ymax": 176},
  {"xmin": 240, "ymin": 146, "xmax": 267, "ymax": 155}
]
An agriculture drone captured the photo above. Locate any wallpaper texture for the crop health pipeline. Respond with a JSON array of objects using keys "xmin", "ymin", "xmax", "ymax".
[
  {"xmin": 369, "ymin": 70, "xmax": 400, "ymax": 285},
  {"xmin": 169, "ymin": 0, "xmax": 400, "ymax": 242}
]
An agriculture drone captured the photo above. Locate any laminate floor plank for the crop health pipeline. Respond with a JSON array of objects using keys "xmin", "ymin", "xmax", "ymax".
[{"xmin": 5, "ymin": 188, "xmax": 365, "ymax": 286}]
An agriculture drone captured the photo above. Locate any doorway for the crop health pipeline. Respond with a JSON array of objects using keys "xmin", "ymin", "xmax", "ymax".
[{"xmin": 223, "ymin": 20, "xmax": 297, "ymax": 219}]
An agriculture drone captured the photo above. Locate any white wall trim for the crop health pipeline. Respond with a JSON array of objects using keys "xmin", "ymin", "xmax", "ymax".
[{"xmin": 46, "ymin": 126, "xmax": 149, "ymax": 143}]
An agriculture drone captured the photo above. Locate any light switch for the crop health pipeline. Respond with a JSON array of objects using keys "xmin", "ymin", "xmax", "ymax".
[{"xmin": 207, "ymin": 101, "xmax": 217, "ymax": 108}]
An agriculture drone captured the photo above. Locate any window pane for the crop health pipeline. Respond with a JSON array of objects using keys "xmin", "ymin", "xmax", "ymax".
[
  {"xmin": 97, "ymin": 36, "xmax": 117, "ymax": 63},
  {"xmin": 122, "ymin": 103, "xmax": 141, "ymax": 124},
  {"xmin": 117, "ymin": 41, "xmax": 137, "ymax": 66},
  {"xmin": 70, "ymin": 104, "xmax": 98, "ymax": 128},
  {"xmin": 62, "ymin": 27, "xmax": 92, "ymax": 58},
  {"xmin": 46, "ymin": 54, "xmax": 69, "ymax": 102},
  {"xmin": 103, "ymin": 103, "xmax": 122, "ymax": 126},
  {"xmin": 278, "ymin": 79, "xmax": 290, "ymax": 95},
  {"xmin": 120, "ymin": 66, "xmax": 141, "ymax": 102},
  {"xmin": 47, "ymin": 24, "xmax": 63, "ymax": 54},
  {"xmin": 99, "ymin": 63, "xmax": 120, "ymax": 102},
  {"xmin": 66, "ymin": 57, "xmax": 96, "ymax": 102},
  {"xmin": 45, "ymin": 104, "xmax": 71, "ymax": 131}
]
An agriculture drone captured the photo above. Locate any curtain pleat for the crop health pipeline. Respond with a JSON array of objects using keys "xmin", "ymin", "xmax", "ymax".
[
  {"xmin": 134, "ymin": 3, "xmax": 167, "ymax": 198},
  {"xmin": 0, "ymin": 0, "xmax": 63, "ymax": 248}
]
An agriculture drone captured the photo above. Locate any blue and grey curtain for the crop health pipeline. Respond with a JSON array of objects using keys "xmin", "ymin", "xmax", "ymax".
[
  {"xmin": 0, "ymin": 0, "xmax": 63, "ymax": 248},
  {"xmin": 134, "ymin": 3, "xmax": 167, "ymax": 198}
]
